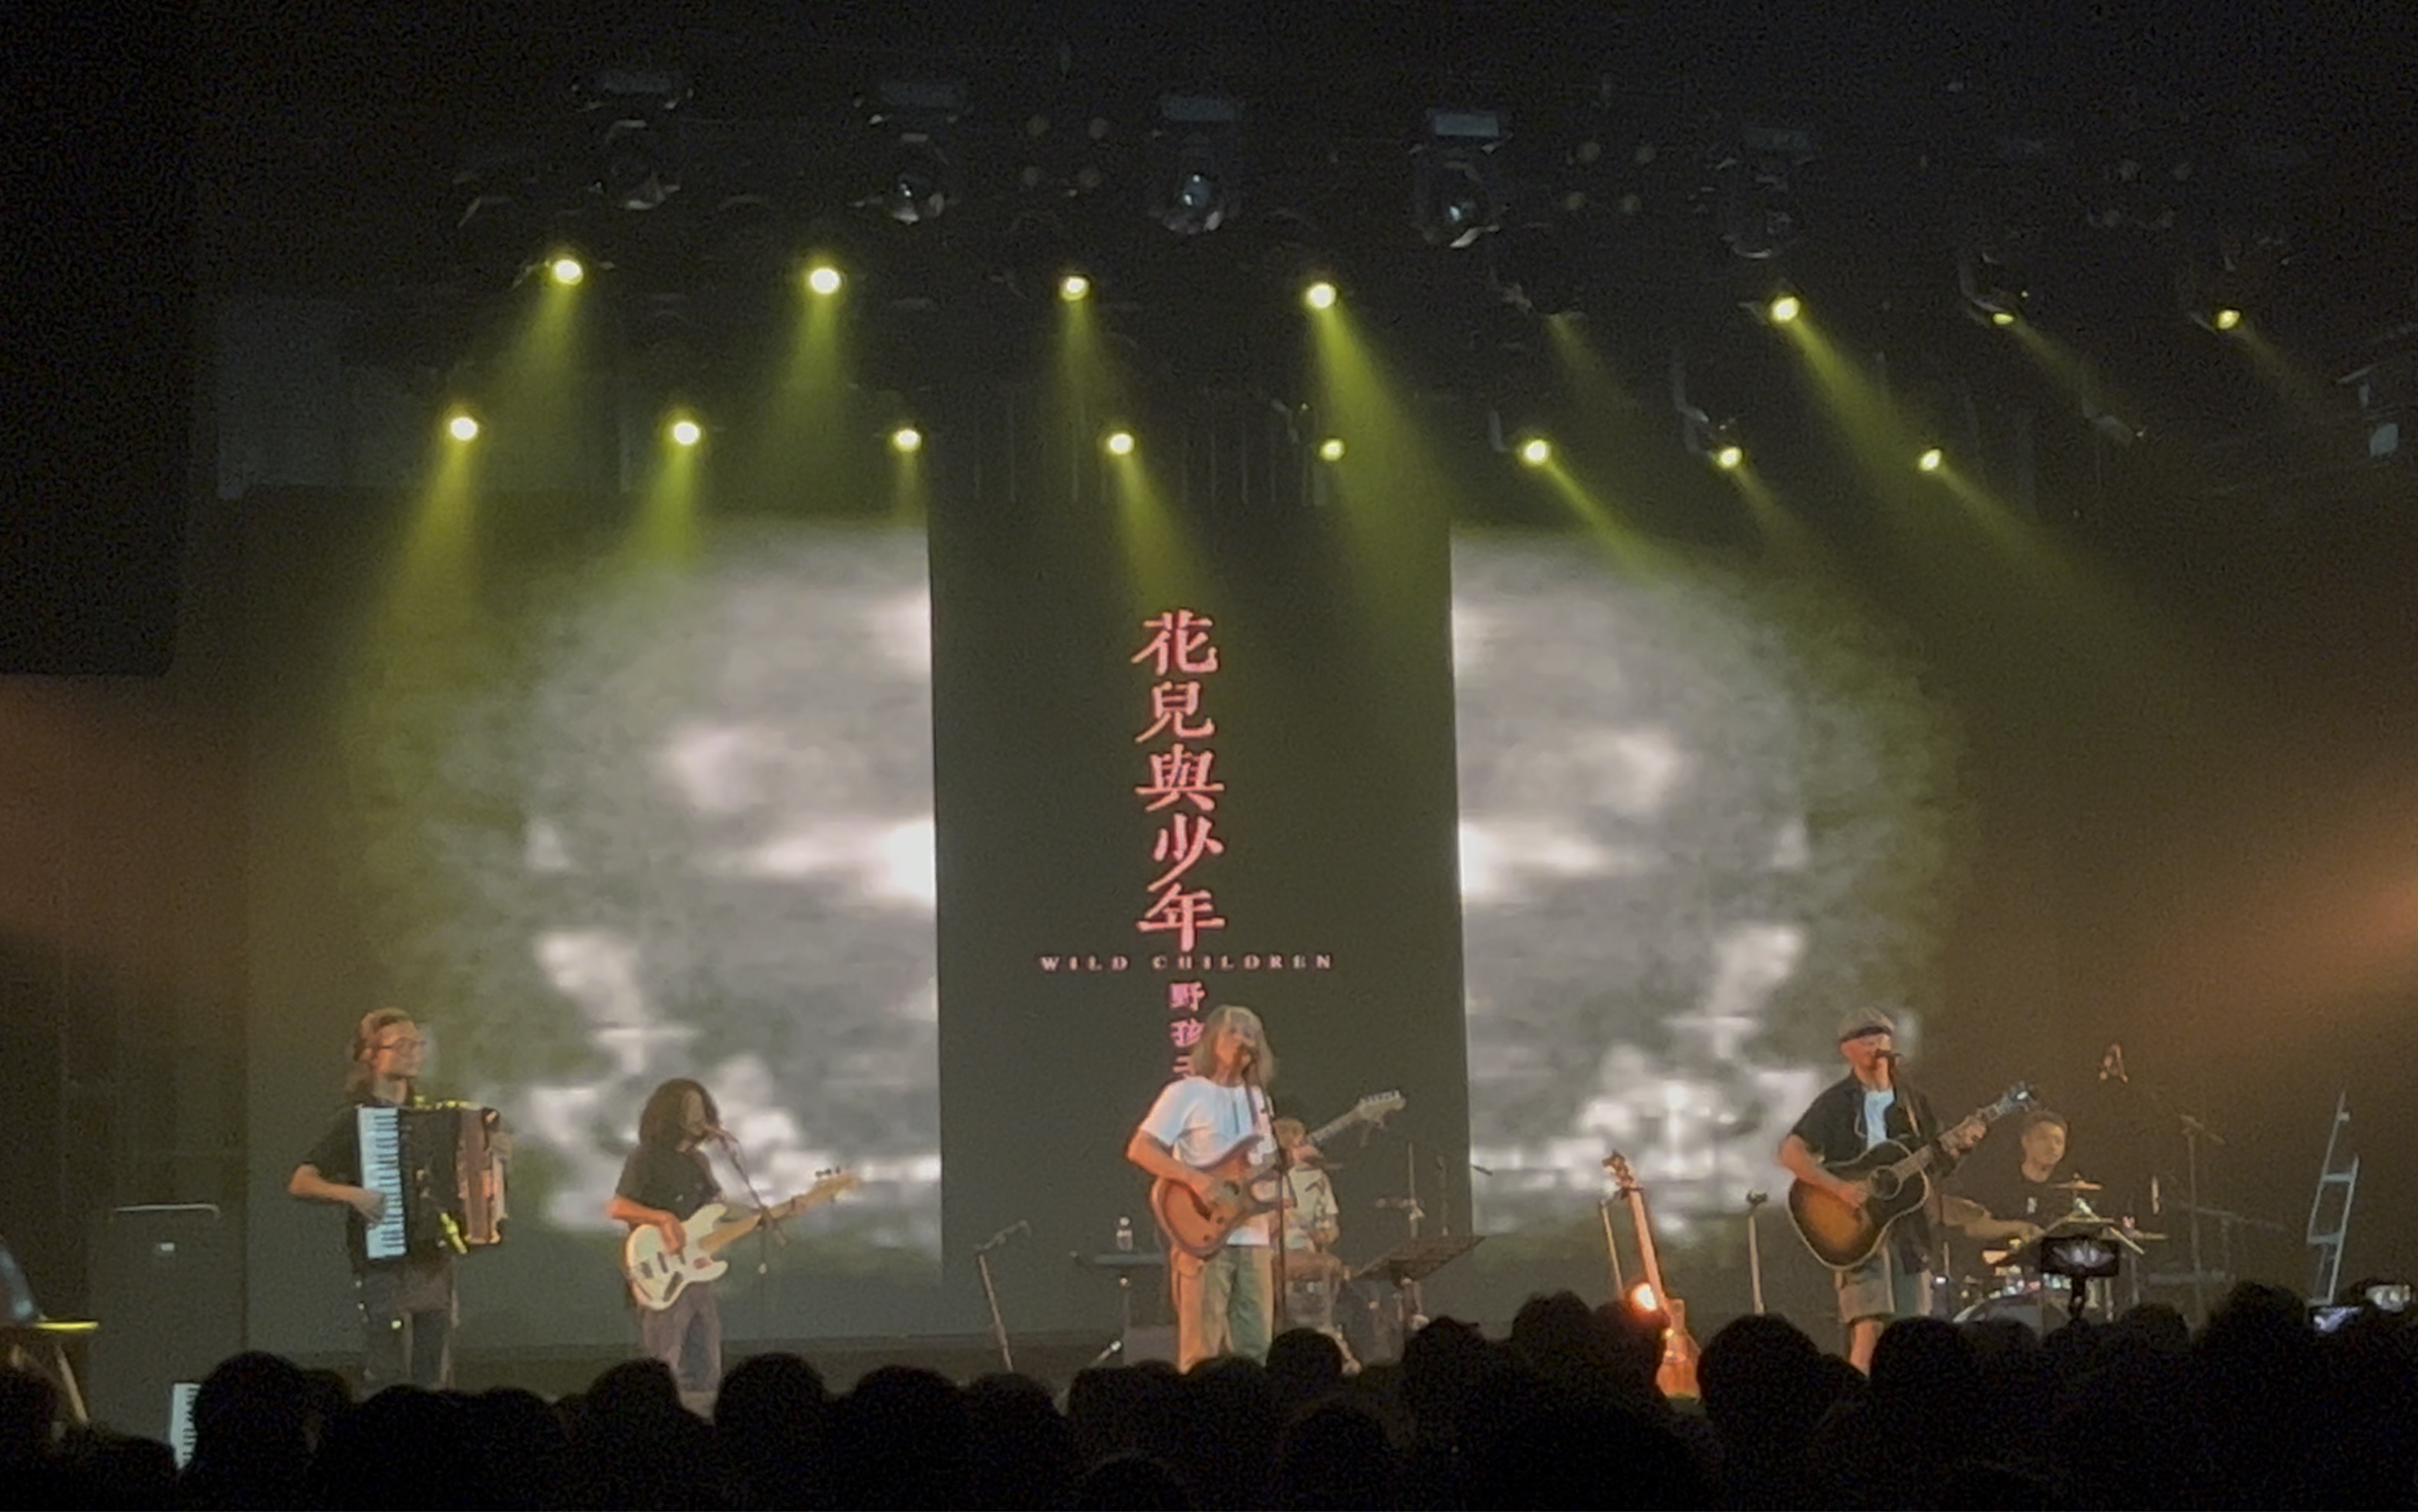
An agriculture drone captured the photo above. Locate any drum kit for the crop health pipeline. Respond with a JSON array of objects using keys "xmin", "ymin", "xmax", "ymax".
[{"xmin": 1946, "ymin": 1178, "xmax": 2166, "ymax": 1330}]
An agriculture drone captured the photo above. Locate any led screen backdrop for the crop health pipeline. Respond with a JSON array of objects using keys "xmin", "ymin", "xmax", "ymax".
[
  {"xmin": 1448, "ymin": 532, "xmax": 1967, "ymax": 1291},
  {"xmin": 928, "ymin": 451, "xmax": 1474, "ymax": 1335},
  {"xmin": 245, "ymin": 494, "xmax": 944, "ymax": 1354}
]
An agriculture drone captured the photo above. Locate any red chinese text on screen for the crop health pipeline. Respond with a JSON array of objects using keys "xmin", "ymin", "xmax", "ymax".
[
  {"xmin": 1130, "ymin": 610, "xmax": 1221, "ymax": 677},
  {"xmin": 1138, "ymin": 883, "xmax": 1228, "ymax": 954}
]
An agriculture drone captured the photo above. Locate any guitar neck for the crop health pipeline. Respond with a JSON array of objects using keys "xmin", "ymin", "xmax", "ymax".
[
  {"xmin": 694, "ymin": 1209, "xmax": 768, "ymax": 1259},
  {"xmin": 1302, "ymin": 1109, "xmax": 1362, "ymax": 1151},
  {"xmin": 1622, "ymin": 1188, "xmax": 1673, "ymax": 1300}
]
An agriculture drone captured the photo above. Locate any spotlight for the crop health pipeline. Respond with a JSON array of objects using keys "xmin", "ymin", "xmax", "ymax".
[
  {"xmin": 1713, "ymin": 444, "xmax": 1745, "ymax": 471},
  {"xmin": 1316, "ymin": 437, "xmax": 1346, "ymax": 463},
  {"xmin": 1302, "ymin": 279, "xmax": 1339, "ymax": 312},
  {"xmin": 669, "ymin": 417, "xmax": 702, "ymax": 447},
  {"xmin": 1104, "ymin": 429, "xmax": 1136, "ymax": 457},
  {"xmin": 446, "ymin": 412, "xmax": 481, "ymax": 443},
  {"xmin": 1151, "ymin": 94, "xmax": 1243, "ymax": 235},
  {"xmin": 583, "ymin": 67, "xmax": 688, "ymax": 213},
  {"xmin": 1517, "ymin": 437, "xmax": 1552, "ymax": 467},
  {"xmin": 1058, "ymin": 272, "xmax": 1092, "ymax": 302},
  {"xmin": 805, "ymin": 263, "xmax": 844, "ymax": 296},
  {"xmin": 1959, "ymin": 242, "xmax": 2030, "ymax": 329},
  {"xmin": 1417, "ymin": 107, "xmax": 1504, "ymax": 249},
  {"xmin": 2213, "ymin": 306, "xmax": 2244, "ymax": 332},
  {"xmin": 1767, "ymin": 292, "xmax": 1802, "ymax": 324},
  {"xmin": 870, "ymin": 79, "xmax": 966, "ymax": 226},
  {"xmin": 548, "ymin": 255, "xmax": 586, "ymax": 287},
  {"xmin": 1917, "ymin": 447, "xmax": 1944, "ymax": 473},
  {"xmin": 891, "ymin": 426, "xmax": 924, "ymax": 454}
]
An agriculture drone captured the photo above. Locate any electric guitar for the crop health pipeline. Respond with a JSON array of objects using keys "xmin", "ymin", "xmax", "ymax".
[
  {"xmin": 1788, "ymin": 1083, "xmax": 2035, "ymax": 1268},
  {"xmin": 1150, "ymin": 1092, "xmax": 1403, "ymax": 1259},
  {"xmin": 1605, "ymin": 1151, "xmax": 1702, "ymax": 1399},
  {"xmin": 623, "ymin": 1170, "xmax": 861, "ymax": 1310}
]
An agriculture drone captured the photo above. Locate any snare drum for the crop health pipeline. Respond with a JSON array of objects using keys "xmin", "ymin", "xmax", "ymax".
[{"xmin": 1953, "ymin": 1274, "xmax": 2075, "ymax": 1333}]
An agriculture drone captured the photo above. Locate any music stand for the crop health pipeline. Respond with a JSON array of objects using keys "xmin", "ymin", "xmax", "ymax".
[
  {"xmin": 0, "ymin": 1233, "xmax": 94, "ymax": 1425},
  {"xmin": 1356, "ymin": 1234, "xmax": 1483, "ymax": 1341}
]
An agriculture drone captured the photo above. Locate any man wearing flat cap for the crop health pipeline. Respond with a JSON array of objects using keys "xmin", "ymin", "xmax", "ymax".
[{"xmin": 1778, "ymin": 1009, "xmax": 1985, "ymax": 1371}]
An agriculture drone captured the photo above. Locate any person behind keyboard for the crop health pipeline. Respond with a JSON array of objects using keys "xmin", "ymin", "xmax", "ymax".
[{"xmin": 287, "ymin": 1009, "xmax": 457, "ymax": 1390}]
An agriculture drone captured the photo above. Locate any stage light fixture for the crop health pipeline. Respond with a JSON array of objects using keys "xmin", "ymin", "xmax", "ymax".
[
  {"xmin": 1059, "ymin": 272, "xmax": 1092, "ymax": 302},
  {"xmin": 1959, "ymin": 242, "xmax": 2030, "ymax": 329},
  {"xmin": 669, "ymin": 417, "xmax": 703, "ymax": 447},
  {"xmin": 806, "ymin": 263, "xmax": 844, "ymax": 295},
  {"xmin": 870, "ymin": 79, "xmax": 966, "ymax": 226},
  {"xmin": 1768, "ymin": 292, "xmax": 1802, "ymax": 324},
  {"xmin": 1316, "ymin": 437, "xmax": 1346, "ymax": 463},
  {"xmin": 2213, "ymin": 306, "xmax": 2244, "ymax": 332},
  {"xmin": 891, "ymin": 426, "xmax": 924, "ymax": 454},
  {"xmin": 1303, "ymin": 279, "xmax": 1339, "ymax": 312},
  {"xmin": 548, "ymin": 255, "xmax": 586, "ymax": 287},
  {"xmin": 1105, "ymin": 429, "xmax": 1136, "ymax": 457},
  {"xmin": 1416, "ymin": 107, "xmax": 1504, "ymax": 250},
  {"xmin": 1917, "ymin": 447, "xmax": 1944, "ymax": 473},
  {"xmin": 1517, "ymin": 437, "xmax": 1552, "ymax": 467},
  {"xmin": 1713, "ymin": 444, "xmax": 1745, "ymax": 471},
  {"xmin": 446, "ymin": 412, "xmax": 481, "ymax": 443},
  {"xmin": 1150, "ymin": 94, "xmax": 1242, "ymax": 235},
  {"xmin": 583, "ymin": 66, "xmax": 687, "ymax": 213}
]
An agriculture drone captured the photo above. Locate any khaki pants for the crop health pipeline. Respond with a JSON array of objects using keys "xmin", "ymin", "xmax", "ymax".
[{"xmin": 1170, "ymin": 1244, "xmax": 1273, "ymax": 1370}]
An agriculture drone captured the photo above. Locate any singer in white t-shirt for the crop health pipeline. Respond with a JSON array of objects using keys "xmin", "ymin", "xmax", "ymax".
[{"xmin": 1126, "ymin": 1004, "xmax": 1278, "ymax": 1369}]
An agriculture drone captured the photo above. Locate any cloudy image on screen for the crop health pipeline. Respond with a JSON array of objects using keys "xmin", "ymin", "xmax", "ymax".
[
  {"xmin": 343, "ymin": 521, "xmax": 941, "ymax": 1261},
  {"xmin": 1452, "ymin": 534, "xmax": 1967, "ymax": 1240}
]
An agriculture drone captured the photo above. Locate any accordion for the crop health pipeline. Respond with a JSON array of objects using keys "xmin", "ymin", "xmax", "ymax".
[{"xmin": 357, "ymin": 1104, "xmax": 508, "ymax": 1261}]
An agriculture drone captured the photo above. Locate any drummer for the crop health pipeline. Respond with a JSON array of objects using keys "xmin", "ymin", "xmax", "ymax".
[{"xmin": 1947, "ymin": 1108, "xmax": 2074, "ymax": 1268}]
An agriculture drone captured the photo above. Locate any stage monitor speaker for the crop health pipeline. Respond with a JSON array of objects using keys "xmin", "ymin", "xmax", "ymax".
[
  {"xmin": 1120, "ymin": 1323, "xmax": 1177, "ymax": 1365},
  {"xmin": 88, "ymin": 1204, "xmax": 241, "ymax": 1440}
]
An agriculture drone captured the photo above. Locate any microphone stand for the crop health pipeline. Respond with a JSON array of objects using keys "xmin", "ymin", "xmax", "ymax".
[
  {"xmin": 1883, "ymin": 1055, "xmax": 1947, "ymax": 1317},
  {"xmin": 1745, "ymin": 1192, "xmax": 1769, "ymax": 1315},
  {"xmin": 972, "ymin": 1223, "xmax": 1026, "ymax": 1374},
  {"xmin": 717, "ymin": 1132, "xmax": 786, "ymax": 1344},
  {"xmin": 1250, "ymin": 1058, "xmax": 1289, "ymax": 1338}
]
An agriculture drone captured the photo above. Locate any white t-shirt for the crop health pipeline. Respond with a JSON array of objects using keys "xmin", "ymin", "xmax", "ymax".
[
  {"xmin": 1140, "ymin": 1076, "xmax": 1275, "ymax": 1246},
  {"xmin": 1860, "ymin": 1088, "xmax": 1898, "ymax": 1153}
]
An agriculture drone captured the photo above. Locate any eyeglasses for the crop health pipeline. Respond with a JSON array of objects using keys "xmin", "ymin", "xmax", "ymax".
[{"xmin": 373, "ymin": 1037, "xmax": 425, "ymax": 1053}]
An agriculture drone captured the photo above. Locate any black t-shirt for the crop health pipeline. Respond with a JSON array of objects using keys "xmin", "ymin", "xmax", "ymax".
[
  {"xmin": 1789, "ymin": 1074, "xmax": 1951, "ymax": 1254},
  {"xmin": 615, "ymin": 1142, "xmax": 718, "ymax": 1223},
  {"xmin": 303, "ymin": 1094, "xmax": 449, "ymax": 1275}
]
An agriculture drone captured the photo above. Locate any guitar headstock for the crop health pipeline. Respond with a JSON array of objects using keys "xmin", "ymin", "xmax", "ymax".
[
  {"xmin": 1604, "ymin": 1150, "xmax": 1639, "ymax": 1192},
  {"xmin": 1987, "ymin": 1084, "xmax": 2038, "ymax": 1122},
  {"xmin": 1355, "ymin": 1092, "xmax": 1405, "ymax": 1124},
  {"xmin": 788, "ymin": 1169, "xmax": 864, "ymax": 1213}
]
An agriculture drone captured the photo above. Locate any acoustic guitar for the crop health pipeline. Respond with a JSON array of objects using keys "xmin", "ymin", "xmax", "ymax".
[
  {"xmin": 1787, "ymin": 1083, "xmax": 2035, "ymax": 1268},
  {"xmin": 623, "ymin": 1170, "xmax": 862, "ymax": 1310},
  {"xmin": 1605, "ymin": 1150, "xmax": 1701, "ymax": 1398},
  {"xmin": 1150, "ymin": 1092, "xmax": 1403, "ymax": 1259}
]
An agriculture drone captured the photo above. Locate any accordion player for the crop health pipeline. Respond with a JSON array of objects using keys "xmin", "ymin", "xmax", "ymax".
[{"xmin": 357, "ymin": 1104, "xmax": 508, "ymax": 1261}]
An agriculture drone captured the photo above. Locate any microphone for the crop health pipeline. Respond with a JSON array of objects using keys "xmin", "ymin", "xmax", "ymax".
[
  {"xmin": 1874, "ymin": 1048, "xmax": 1902, "ymax": 1061},
  {"xmin": 974, "ymin": 1220, "xmax": 1032, "ymax": 1255},
  {"xmin": 701, "ymin": 1125, "xmax": 738, "ymax": 1146}
]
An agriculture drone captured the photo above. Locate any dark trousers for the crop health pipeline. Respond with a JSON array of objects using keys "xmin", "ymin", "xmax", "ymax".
[
  {"xmin": 357, "ymin": 1254, "xmax": 456, "ymax": 1391},
  {"xmin": 639, "ymin": 1281, "xmax": 722, "ymax": 1396}
]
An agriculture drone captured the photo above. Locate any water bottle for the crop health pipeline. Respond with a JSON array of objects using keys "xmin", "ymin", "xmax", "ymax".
[{"xmin": 1116, "ymin": 1217, "xmax": 1134, "ymax": 1253}]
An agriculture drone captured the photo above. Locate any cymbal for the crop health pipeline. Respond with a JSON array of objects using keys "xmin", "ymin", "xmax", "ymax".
[{"xmin": 2049, "ymin": 1178, "xmax": 2104, "ymax": 1192}]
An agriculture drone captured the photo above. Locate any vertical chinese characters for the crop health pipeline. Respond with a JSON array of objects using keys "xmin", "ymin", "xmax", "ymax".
[{"xmin": 1133, "ymin": 610, "xmax": 1229, "ymax": 1070}]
